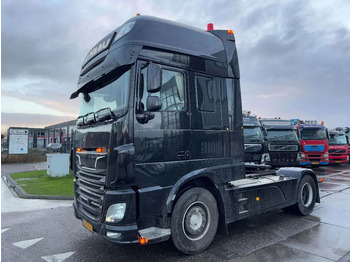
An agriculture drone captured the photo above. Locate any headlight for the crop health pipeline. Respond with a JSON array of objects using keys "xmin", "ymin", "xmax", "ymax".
[
  {"xmin": 324, "ymin": 153, "xmax": 329, "ymax": 158},
  {"xmin": 301, "ymin": 153, "xmax": 306, "ymax": 158},
  {"xmin": 106, "ymin": 203, "xmax": 126, "ymax": 223},
  {"xmin": 297, "ymin": 153, "xmax": 301, "ymax": 161}
]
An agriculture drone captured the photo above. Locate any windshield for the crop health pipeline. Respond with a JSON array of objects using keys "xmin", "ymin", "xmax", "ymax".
[
  {"xmin": 266, "ymin": 129, "xmax": 298, "ymax": 142},
  {"xmin": 244, "ymin": 127, "xmax": 264, "ymax": 142},
  {"xmin": 79, "ymin": 69, "xmax": 130, "ymax": 116},
  {"xmin": 300, "ymin": 128, "xmax": 326, "ymax": 140},
  {"xmin": 328, "ymin": 134, "xmax": 347, "ymax": 145}
]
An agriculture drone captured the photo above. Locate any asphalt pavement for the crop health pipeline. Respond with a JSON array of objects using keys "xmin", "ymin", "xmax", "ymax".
[{"xmin": 1, "ymin": 163, "xmax": 350, "ymax": 261}]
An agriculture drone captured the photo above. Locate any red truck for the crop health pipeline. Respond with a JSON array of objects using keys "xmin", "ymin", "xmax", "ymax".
[
  {"xmin": 297, "ymin": 124, "xmax": 329, "ymax": 166},
  {"xmin": 328, "ymin": 130, "xmax": 349, "ymax": 164}
]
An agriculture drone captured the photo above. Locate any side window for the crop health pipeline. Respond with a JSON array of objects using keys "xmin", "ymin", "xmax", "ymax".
[
  {"xmin": 196, "ymin": 76, "xmax": 215, "ymax": 112},
  {"xmin": 159, "ymin": 70, "xmax": 185, "ymax": 111},
  {"xmin": 139, "ymin": 65, "xmax": 185, "ymax": 112},
  {"xmin": 226, "ymin": 79, "xmax": 234, "ymax": 129}
]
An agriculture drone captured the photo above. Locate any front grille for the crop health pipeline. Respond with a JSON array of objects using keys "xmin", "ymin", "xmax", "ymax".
[
  {"xmin": 306, "ymin": 154, "xmax": 322, "ymax": 162},
  {"xmin": 268, "ymin": 144, "xmax": 298, "ymax": 151},
  {"xmin": 244, "ymin": 144, "xmax": 262, "ymax": 153},
  {"xmin": 244, "ymin": 153, "xmax": 261, "ymax": 162},
  {"xmin": 75, "ymin": 158, "xmax": 107, "ymax": 221},
  {"xmin": 329, "ymin": 149, "xmax": 346, "ymax": 154},
  {"xmin": 270, "ymin": 152, "xmax": 298, "ymax": 163},
  {"xmin": 304, "ymin": 145, "xmax": 324, "ymax": 152}
]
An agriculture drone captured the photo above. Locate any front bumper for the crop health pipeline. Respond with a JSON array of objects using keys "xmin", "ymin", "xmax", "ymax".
[
  {"xmin": 73, "ymin": 200, "xmax": 139, "ymax": 244},
  {"xmin": 300, "ymin": 161, "xmax": 328, "ymax": 166}
]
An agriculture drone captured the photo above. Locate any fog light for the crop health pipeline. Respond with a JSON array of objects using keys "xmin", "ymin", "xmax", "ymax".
[
  {"xmin": 106, "ymin": 232, "xmax": 122, "ymax": 239},
  {"xmin": 296, "ymin": 153, "xmax": 301, "ymax": 161},
  {"xmin": 106, "ymin": 203, "xmax": 126, "ymax": 223}
]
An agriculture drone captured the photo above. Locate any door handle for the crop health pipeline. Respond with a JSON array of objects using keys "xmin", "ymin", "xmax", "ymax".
[{"xmin": 177, "ymin": 151, "xmax": 191, "ymax": 160}]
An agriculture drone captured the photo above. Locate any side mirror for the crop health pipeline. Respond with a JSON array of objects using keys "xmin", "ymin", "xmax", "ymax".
[
  {"xmin": 147, "ymin": 96, "xmax": 162, "ymax": 112},
  {"xmin": 147, "ymin": 63, "xmax": 162, "ymax": 93}
]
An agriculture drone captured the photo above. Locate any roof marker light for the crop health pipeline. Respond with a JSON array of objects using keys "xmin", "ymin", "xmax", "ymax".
[
  {"xmin": 227, "ymin": 30, "xmax": 234, "ymax": 35},
  {"xmin": 207, "ymin": 23, "xmax": 214, "ymax": 31},
  {"xmin": 76, "ymin": 147, "xmax": 83, "ymax": 153}
]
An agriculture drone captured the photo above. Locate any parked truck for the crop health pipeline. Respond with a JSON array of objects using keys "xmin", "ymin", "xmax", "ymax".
[
  {"xmin": 243, "ymin": 116, "xmax": 268, "ymax": 164},
  {"xmin": 335, "ymin": 127, "xmax": 350, "ymax": 162},
  {"xmin": 259, "ymin": 119, "xmax": 301, "ymax": 167},
  {"xmin": 328, "ymin": 130, "xmax": 349, "ymax": 164},
  {"xmin": 297, "ymin": 124, "xmax": 329, "ymax": 166},
  {"xmin": 70, "ymin": 15, "xmax": 319, "ymax": 254}
]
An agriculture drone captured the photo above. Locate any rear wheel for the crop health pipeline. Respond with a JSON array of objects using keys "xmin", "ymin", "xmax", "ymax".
[
  {"xmin": 171, "ymin": 187, "xmax": 219, "ymax": 254},
  {"xmin": 293, "ymin": 175, "xmax": 317, "ymax": 215}
]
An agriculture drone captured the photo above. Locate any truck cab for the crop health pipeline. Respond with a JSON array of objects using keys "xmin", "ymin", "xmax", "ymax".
[
  {"xmin": 259, "ymin": 119, "xmax": 301, "ymax": 167},
  {"xmin": 328, "ymin": 130, "xmax": 349, "ymax": 164},
  {"xmin": 70, "ymin": 15, "xmax": 319, "ymax": 254},
  {"xmin": 298, "ymin": 124, "xmax": 329, "ymax": 166},
  {"xmin": 243, "ymin": 116, "xmax": 268, "ymax": 164},
  {"xmin": 335, "ymin": 127, "xmax": 350, "ymax": 161}
]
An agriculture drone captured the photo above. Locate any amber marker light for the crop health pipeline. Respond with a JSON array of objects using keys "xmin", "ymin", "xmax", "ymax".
[
  {"xmin": 96, "ymin": 147, "xmax": 105, "ymax": 153},
  {"xmin": 256, "ymin": 197, "xmax": 260, "ymax": 201},
  {"xmin": 227, "ymin": 30, "xmax": 234, "ymax": 35},
  {"xmin": 76, "ymin": 147, "xmax": 83, "ymax": 152},
  {"xmin": 319, "ymin": 178, "xmax": 324, "ymax": 183},
  {"xmin": 138, "ymin": 236, "xmax": 149, "ymax": 245}
]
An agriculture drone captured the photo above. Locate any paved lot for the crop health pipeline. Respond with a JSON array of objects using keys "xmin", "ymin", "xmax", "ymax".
[{"xmin": 1, "ymin": 163, "xmax": 350, "ymax": 261}]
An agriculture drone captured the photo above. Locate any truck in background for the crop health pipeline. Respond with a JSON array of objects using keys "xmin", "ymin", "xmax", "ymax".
[
  {"xmin": 335, "ymin": 127, "xmax": 350, "ymax": 162},
  {"xmin": 243, "ymin": 116, "xmax": 268, "ymax": 164},
  {"xmin": 328, "ymin": 130, "xmax": 349, "ymax": 164},
  {"xmin": 70, "ymin": 15, "xmax": 319, "ymax": 254},
  {"xmin": 259, "ymin": 119, "xmax": 301, "ymax": 167},
  {"xmin": 297, "ymin": 124, "xmax": 329, "ymax": 166}
]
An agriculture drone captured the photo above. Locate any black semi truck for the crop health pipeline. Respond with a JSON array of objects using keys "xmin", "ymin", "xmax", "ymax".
[
  {"xmin": 259, "ymin": 119, "xmax": 301, "ymax": 167},
  {"xmin": 70, "ymin": 15, "xmax": 319, "ymax": 254},
  {"xmin": 243, "ymin": 116, "xmax": 268, "ymax": 164}
]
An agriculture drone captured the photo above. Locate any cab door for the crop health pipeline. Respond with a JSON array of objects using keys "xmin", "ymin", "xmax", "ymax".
[{"xmin": 133, "ymin": 61, "xmax": 191, "ymax": 185}]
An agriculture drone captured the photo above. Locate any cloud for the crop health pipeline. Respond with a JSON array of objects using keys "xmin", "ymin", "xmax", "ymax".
[
  {"xmin": 1, "ymin": 112, "xmax": 76, "ymax": 131},
  {"xmin": 1, "ymin": 0, "xmax": 350, "ymax": 129}
]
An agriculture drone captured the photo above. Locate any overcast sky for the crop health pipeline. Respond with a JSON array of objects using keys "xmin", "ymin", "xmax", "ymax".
[{"xmin": 2, "ymin": 0, "xmax": 350, "ymax": 131}]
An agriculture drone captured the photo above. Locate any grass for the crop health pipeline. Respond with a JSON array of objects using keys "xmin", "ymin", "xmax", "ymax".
[{"xmin": 10, "ymin": 169, "xmax": 74, "ymax": 197}]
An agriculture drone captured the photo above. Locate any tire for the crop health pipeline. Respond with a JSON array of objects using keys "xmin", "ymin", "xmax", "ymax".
[
  {"xmin": 171, "ymin": 187, "xmax": 219, "ymax": 254},
  {"xmin": 293, "ymin": 175, "xmax": 317, "ymax": 216}
]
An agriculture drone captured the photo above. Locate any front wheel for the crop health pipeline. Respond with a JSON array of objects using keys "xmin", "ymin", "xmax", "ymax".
[
  {"xmin": 171, "ymin": 187, "xmax": 219, "ymax": 254},
  {"xmin": 293, "ymin": 175, "xmax": 317, "ymax": 215}
]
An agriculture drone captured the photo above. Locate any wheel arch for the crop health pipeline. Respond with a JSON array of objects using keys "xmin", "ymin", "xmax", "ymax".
[
  {"xmin": 166, "ymin": 174, "xmax": 226, "ymax": 230},
  {"xmin": 276, "ymin": 167, "xmax": 320, "ymax": 203}
]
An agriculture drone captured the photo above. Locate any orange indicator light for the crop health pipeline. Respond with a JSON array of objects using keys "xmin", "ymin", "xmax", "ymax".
[
  {"xmin": 96, "ymin": 147, "xmax": 105, "ymax": 153},
  {"xmin": 320, "ymin": 178, "xmax": 324, "ymax": 182},
  {"xmin": 256, "ymin": 197, "xmax": 260, "ymax": 201},
  {"xmin": 227, "ymin": 30, "xmax": 234, "ymax": 35},
  {"xmin": 138, "ymin": 236, "xmax": 149, "ymax": 245},
  {"xmin": 76, "ymin": 147, "xmax": 83, "ymax": 152}
]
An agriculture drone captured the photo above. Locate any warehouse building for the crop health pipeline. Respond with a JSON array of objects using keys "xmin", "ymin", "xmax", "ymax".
[{"xmin": 6, "ymin": 119, "xmax": 77, "ymax": 154}]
